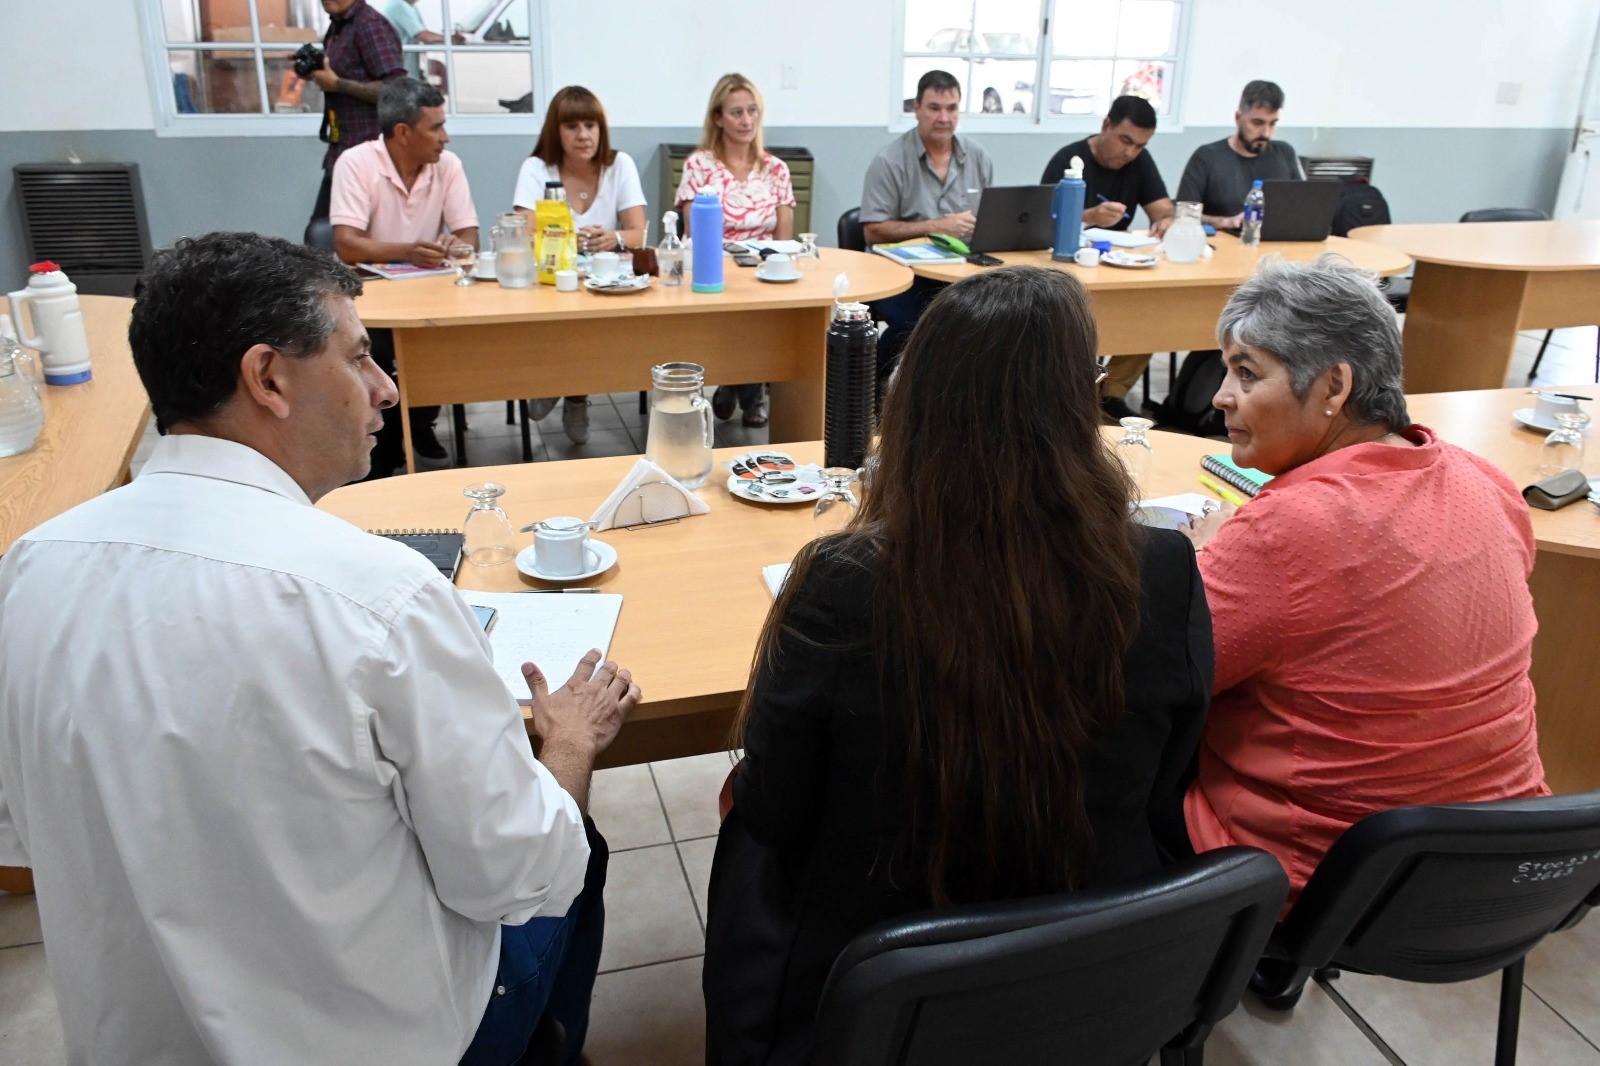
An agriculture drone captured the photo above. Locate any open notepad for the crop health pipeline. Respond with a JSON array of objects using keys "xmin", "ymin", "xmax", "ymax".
[{"xmin": 459, "ymin": 591, "xmax": 624, "ymax": 704}]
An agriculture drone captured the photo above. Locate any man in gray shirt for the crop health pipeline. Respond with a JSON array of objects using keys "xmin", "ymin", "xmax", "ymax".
[
  {"xmin": 860, "ymin": 70, "xmax": 994, "ymax": 243},
  {"xmin": 1176, "ymin": 80, "xmax": 1302, "ymax": 231},
  {"xmin": 860, "ymin": 70, "xmax": 993, "ymax": 371}
]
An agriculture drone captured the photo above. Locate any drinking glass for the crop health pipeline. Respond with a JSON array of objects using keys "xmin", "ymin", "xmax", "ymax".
[
  {"xmin": 813, "ymin": 467, "xmax": 860, "ymax": 534},
  {"xmin": 797, "ymin": 232, "xmax": 820, "ymax": 271},
  {"xmin": 447, "ymin": 239, "xmax": 477, "ymax": 286},
  {"xmin": 1536, "ymin": 412, "xmax": 1589, "ymax": 479},
  {"xmin": 1115, "ymin": 416, "xmax": 1155, "ymax": 491},
  {"xmin": 462, "ymin": 482, "xmax": 515, "ymax": 565}
]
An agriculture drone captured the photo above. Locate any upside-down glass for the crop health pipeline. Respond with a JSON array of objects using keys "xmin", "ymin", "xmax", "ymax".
[
  {"xmin": 1116, "ymin": 416, "xmax": 1155, "ymax": 491},
  {"xmin": 462, "ymin": 482, "xmax": 516, "ymax": 565},
  {"xmin": 797, "ymin": 232, "xmax": 820, "ymax": 271},
  {"xmin": 813, "ymin": 467, "xmax": 860, "ymax": 534},
  {"xmin": 447, "ymin": 239, "xmax": 477, "ymax": 286},
  {"xmin": 1536, "ymin": 412, "xmax": 1589, "ymax": 479}
]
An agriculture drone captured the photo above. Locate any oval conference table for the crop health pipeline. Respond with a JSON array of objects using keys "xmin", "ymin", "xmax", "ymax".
[
  {"xmin": 353, "ymin": 248, "xmax": 913, "ymax": 473},
  {"xmin": 321, "ymin": 384, "xmax": 1600, "ymax": 795}
]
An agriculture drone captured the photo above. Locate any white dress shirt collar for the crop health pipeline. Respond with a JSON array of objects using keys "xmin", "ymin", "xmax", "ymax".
[{"xmin": 138, "ymin": 432, "xmax": 312, "ymax": 507}]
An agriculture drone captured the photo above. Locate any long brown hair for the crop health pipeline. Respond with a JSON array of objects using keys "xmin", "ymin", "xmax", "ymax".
[
  {"xmin": 735, "ymin": 266, "xmax": 1142, "ymax": 906},
  {"xmin": 531, "ymin": 85, "xmax": 616, "ymax": 169},
  {"xmin": 698, "ymin": 73, "xmax": 766, "ymax": 165}
]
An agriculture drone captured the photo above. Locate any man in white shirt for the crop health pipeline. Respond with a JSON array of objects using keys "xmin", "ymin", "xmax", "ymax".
[{"xmin": 0, "ymin": 232, "xmax": 638, "ymax": 1065}]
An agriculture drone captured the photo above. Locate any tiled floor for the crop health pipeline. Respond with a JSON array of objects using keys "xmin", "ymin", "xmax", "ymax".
[{"xmin": 16, "ymin": 326, "xmax": 1598, "ymax": 1063}]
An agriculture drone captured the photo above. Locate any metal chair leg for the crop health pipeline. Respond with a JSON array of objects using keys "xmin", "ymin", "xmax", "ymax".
[
  {"xmin": 506, "ymin": 400, "xmax": 517, "ymax": 425},
  {"xmin": 451, "ymin": 405, "xmax": 468, "ymax": 467},
  {"xmin": 1496, "ymin": 957, "xmax": 1525, "ymax": 1066},
  {"xmin": 1528, "ymin": 331, "xmax": 1553, "ymax": 382},
  {"xmin": 639, "ymin": 390, "xmax": 648, "ymax": 415},
  {"xmin": 519, "ymin": 400, "xmax": 534, "ymax": 463}
]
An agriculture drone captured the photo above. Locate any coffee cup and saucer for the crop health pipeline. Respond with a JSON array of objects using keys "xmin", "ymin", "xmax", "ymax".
[
  {"xmin": 1514, "ymin": 391, "xmax": 1588, "ymax": 433},
  {"xmin": 756, "ymin": 253, "xmax": 802, "ymax": 283},
  {"xmin": 515, "ymin": 517, "xmax": 618, "ymax": 582}
]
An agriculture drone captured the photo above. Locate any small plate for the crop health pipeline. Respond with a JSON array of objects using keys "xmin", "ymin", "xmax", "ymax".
[
  {"xmin": 756, "ymin": 270, "xmax": 803, "ymax": 283},
  {"xmin": 584, "ymin": 275, "xmax": 652, "ymax": 295},
  {"xmin": 1513, "ymin": 407, "xmax": 1566, "ymax": 433},
  {"xmin": 1102, "ymin": 250, "xmax": 1159, "ymax": 269},
  {"xmin": 515, "ymin": 539, "xmax": 618, "ymax": 582},
  {"xmin": 472, "ymin": 267, "xmax": 497, "ymax": 280},
  {"xmin": 725, "ymin": 450, "xmax": 827, "ymax": 505}
]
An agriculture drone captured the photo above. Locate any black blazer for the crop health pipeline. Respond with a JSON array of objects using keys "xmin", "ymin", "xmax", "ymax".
[{"xmin": 703, "ymin": 527, "xmax": 1213, "ymax": 1065}]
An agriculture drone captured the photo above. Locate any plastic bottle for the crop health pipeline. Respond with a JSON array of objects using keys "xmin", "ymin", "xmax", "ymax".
[
  {"xmin": 7, "ymin": 262, "xmax": 92, "ymax": 385},
  {"xmin": 534, "ymin": 182, "xmax": 577, "ymax": 285},
  {"xmin": 689, "ymin": 192, "xmax": 725, "ymax": 294},
  {"xmin": 0, "ymin": 328, "xmax": 45, "ymax": 457},
  {"xmin": 1051, "ymin": 156, "xmax": 1086, "ymax": 262},
  {"xmin": 1240, "ymin": 180, "xmax": 1265, "ymax": 247},
  {"xmin": 658, "ymin": 210, "xmax": 685, "ymax": 287}
]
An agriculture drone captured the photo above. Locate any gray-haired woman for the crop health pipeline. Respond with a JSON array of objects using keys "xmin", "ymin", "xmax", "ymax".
[{"xmin": 1179, "ymin": 256, "xmax": 1547, "ymax": 957}]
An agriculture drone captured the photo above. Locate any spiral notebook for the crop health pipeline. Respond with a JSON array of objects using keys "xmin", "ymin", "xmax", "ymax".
[
  {"xmin": 1200, "ymin": 455, "xmax": 1273, "ymax": 498},
  {"xmin": 369, "ymin": 528, "xmax": 464, "ymax": 579}
]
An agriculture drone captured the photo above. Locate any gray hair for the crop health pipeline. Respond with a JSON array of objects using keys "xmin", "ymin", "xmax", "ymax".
[
  {"xmin": 1239, "ymin": 79, "xmax": 1284, "ymax": 111},
  {"xmin": 1216, "ymin": 254, "xmax": 1411, "ymax": 431},
  {"xmin": 378, "ymin": 77, "xmax": 445, "ymax": 138}
]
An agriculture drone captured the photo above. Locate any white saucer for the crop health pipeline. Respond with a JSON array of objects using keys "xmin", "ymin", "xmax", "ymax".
[
  {"xmin": 515, "ymin": 539, "xmax": 618, "ymax": 582},
  {"xmin": 1101, "ymin": 250, "xmax": 1159, "ymax": 269},
  {"xmin": 584, "ymin": 275, "xmax": 652, "ymax": 295},
  {"xmin": 756, "ymin": 270, "xmax": 803, "ymax": 283},
  {"xmin": 1513, "ymin": 407, "xmax": 1580, "ymax": 433}
]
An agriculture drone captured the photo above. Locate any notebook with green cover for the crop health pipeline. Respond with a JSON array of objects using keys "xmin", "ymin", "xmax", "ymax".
[{"xmin": 1201, "ymin": 454, "xmax": 1273, "ymax": 497}]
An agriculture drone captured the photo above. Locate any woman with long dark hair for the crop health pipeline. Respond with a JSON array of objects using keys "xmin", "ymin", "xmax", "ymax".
[{"xmin": 702, "ymin": 266, "xmax": 1213, "ymax": 1064}]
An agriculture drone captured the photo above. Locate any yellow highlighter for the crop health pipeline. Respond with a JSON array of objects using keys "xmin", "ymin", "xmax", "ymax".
[{"xmin": 1198, "ymin": 473, "xmax": 1248, "ymax": 508}]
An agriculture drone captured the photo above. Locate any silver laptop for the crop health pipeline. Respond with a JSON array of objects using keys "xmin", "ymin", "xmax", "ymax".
[{"xmin": 968, "ymin": 185, "xmax": 1056, "ymax": 253}]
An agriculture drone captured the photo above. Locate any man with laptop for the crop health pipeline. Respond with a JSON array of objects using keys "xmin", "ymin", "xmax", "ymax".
[
  {"xmin": 860, "ymin": 69, "xmax": 994, "ymax": 373},
  {"xmin": 1176, "ymin": 79, "xmax": 1303, "ymax": 231}
]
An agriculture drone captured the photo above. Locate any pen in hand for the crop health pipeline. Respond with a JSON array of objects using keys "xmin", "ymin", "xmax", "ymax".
[{"xmin": 1096, "ymin": 194, "xmax": 1132, "ymax": 221}]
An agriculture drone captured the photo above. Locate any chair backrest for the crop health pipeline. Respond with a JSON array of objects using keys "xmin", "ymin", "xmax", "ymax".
[
  {"xmin": 838, "ymin": 206, "xmax": 866, "ymax": 252},
  {"xmin": 1459, "ymin": 207, "xmax": 1551, "ymax": 224},
  {"xmin": 303, "ymin": 217, "xmax": 335, "ymax": 252},
  {"xmin": 809, "ymin": 848, "xmax": 1288, "ymax": 1066},
  {"xmin": 1274, "ymin": 790, "xmax": 1600, "ymax": 984}
]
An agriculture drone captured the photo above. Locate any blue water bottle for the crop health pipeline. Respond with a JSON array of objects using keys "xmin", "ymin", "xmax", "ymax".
[
  {"xmin": 1051, "ymin": 157, "xmax": 1085, "ymax": 262},
  {"xmin": 690, "ymin": 192, "xmax": 725, "ymax": 293}
]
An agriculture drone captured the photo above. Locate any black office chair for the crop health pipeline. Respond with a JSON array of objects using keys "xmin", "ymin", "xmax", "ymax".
[
  {"xmin": 1252, "ymin": 790, "xmax": 1600, "ymax": 1066},
  {"xmin": 303, "ymin": 217, "xmax": 335, "ymax": 253},
  {"xmin": 838, "ymin": 206, "xmax": 866, "ymax": 253},
  {"xmin": 810, "ymin": 847, "xmax": 1288, "ymax": 1066}
]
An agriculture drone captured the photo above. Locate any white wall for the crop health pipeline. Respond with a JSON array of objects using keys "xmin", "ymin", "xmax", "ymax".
[{"xmin": 2, "ymin": 0, "xmax": 1594, "ymax": 134}]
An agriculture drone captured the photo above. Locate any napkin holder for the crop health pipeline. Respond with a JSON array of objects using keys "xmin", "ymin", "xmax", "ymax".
[{"xmin": 590, "ymin": 458, "xmax": 711, "ymax": 531}]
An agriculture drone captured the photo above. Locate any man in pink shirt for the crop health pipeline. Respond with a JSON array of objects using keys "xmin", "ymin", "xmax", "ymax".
[{"xmin": 331, "ymin": 77, "xmax": 478, "ymax": 471}]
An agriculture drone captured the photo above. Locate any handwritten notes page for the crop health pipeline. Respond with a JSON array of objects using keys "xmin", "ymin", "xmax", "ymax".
[{"xmin": 459, "ymin": 591, "xmax": 623, "ymax": 704}]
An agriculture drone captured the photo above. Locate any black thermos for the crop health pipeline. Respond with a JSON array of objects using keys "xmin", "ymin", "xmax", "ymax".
[{"xmin": 824, "ymin": 302, "xmax": 877, "ymax": 470}]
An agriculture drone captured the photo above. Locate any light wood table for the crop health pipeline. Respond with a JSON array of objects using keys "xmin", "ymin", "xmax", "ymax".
[
  {"xmin": 904, "ymin": 235, "xmax": 1412, "ymax": 355},
  {"xmin": 353, "ymin": 249, "xmax": 913, "ymax": 472},
  {"xmin": 1350, "ymin": 221, "xmax": 1600, "ymax": 393},
  {"xmin": 0, "ymin": 296, "xmax": 150, "ymax": 556}
]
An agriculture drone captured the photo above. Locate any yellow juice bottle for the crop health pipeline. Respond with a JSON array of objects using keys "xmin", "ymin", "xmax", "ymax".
[{"xmin": 534, "ymin": 181, "xmax": 577, "ymax": 285}]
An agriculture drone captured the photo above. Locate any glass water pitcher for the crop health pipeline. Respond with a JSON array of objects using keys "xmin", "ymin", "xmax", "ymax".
[
  {"xmin": 1164, "ymin": 202, "xmax": 1207, "ymax": 264},
  {"xmin": 645, "ymin": 362, "xmax": 715, "ymax": 489},
  {"xmin": 491, "ymin": 213, "xmax": 536, "ymax": 289}
]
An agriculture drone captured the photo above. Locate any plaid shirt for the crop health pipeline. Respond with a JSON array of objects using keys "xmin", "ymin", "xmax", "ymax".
[{"xmin": 321, "ymin": 0, "xmax": 406, "ymax": 170}]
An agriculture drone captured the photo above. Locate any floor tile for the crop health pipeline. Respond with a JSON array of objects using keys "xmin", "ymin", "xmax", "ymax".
[
  {"xmin": 597, "ymin": 844, "xmax": 703, "ymax": 973},
  {"xmin": 0, "ymin": 944, "xmax": 65, "ymax": 1065},
  {"xmin": 1524, "ymin": 911, "xmax": 1600, "ymax": 1046},
  {"xmin": 1204, "ymin": 980, "xmax": 1391, "ymax": 1065},
  {"xmin": 651, "ymin": 753, "xmax": 737, "ymax": 842},
  {"xmin": 0, "ymin": 894, "xmax": 42, "ymax": 949},
  {"xmin": 1334, "ymin": 969, "xmax": 1600, "ymax": 1064},
  {"xmin": 677, "ymin": 837, "xmax": 716, "ymax": 932},
  {"xmin": 585, "ymin": 956, "xmax": 704, "ymax": 1066},
  {"xmin": 589, "ymin": 763, "xmax": 672, "ymax": 853}
]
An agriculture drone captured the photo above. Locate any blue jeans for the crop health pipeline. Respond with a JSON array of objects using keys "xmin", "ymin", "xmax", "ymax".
[{"xmin": 460, "ymin": 818, "xmax": 608, "ymax": 1066}]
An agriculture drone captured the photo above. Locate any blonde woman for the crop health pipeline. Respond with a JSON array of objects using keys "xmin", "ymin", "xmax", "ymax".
[{"xmin": 675, "ymin": 73, "xmax": 795, "ymax": 427}]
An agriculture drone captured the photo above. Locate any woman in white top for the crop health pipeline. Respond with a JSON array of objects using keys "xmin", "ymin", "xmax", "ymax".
[
  {"xmin": 675, "ymin": 73, "xmax": 796, "ymax": 429},
  {"xmin": 512, "ymin": 85, "xmax": 647, "ymax": 444}
]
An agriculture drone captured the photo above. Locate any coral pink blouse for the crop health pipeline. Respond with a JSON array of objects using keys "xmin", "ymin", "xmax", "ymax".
[
  {"xmin": 675, "ymin": 149, "xmax": 795, "ymax": 242},
  {"xmin": 1184, "ymin": 426, "xmax": 1549, "ymax": 903}
]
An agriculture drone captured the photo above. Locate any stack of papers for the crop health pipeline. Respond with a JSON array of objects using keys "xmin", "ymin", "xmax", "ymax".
[
  {"xmin": 589, "ymin": 458, "xmax": 710, "ymax": 531},
  {"xmin": 459, "ymin": 591, "xmax": 624, "ymax": 704},
  {"xmin": 741, "ymin": 239, "xmax": 805, "ymax": 255},
  {"xmin": 1082, "ymin": 228, "xmax": 1161, "ymax": 249}
]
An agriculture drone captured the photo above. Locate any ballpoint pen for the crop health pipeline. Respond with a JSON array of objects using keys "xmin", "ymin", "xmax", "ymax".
[
  {"xmin": 1096, "ymin": 193, "xmax": 1131, "ymax": 221},
  {"xmin": 528, "ymin": 588, "xmax": 601, "ymax": 593}
]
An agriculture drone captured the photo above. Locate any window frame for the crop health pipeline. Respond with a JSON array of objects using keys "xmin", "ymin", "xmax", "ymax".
[
  {"xmin": 888, "ymin": 0, "xmax": 1192, "ymax": 134},
  {"xmin": 138, "ymin": 0, "xmax": 551, "ymax": 137}
]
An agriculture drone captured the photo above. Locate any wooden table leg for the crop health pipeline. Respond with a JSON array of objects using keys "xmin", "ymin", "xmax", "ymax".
[
  {"xmin": 1528, "ymin": 551, "xmax": 1600, "ymax": 794},
  {"xmin": 1402, "ymin": 263, "xmax": 1529, "ymax": 393},
  {"xmin": 395, "ymin": 330, "xmax": 416, "ymax": 475},
  {"xmin": 766, "ymin": 307, "xmax": 829, "ymax": 444}
]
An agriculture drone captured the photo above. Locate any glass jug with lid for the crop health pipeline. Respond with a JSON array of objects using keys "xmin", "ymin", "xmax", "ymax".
[
  {"xmin": 491, "ymin": 212, "xmax": 535, "ymax": 288},
  {"xmin": 645, "ymin": 362, "xmax": 715, "ymax": 489},
  {"xmin": 1163, "ymin": 201, "xmax": 1207, "ymax": 264}
]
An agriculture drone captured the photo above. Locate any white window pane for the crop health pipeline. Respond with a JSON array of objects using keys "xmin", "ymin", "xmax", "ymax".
[
  {"xmin": 448, "ymin": 50, "xmax": 532, "ymax": 113},
  {"xmin": 171, "ymin": 47, "xmax": 263, "ymax": 114},
  {"xmin": 905, "ymin": 0, "xmax": 978, "ymax": 52},
  {"xmin": 453, "ymin": 0, "xmax": 530, "ymax": 42},
  {"xmin": 973, "ymin": 0, "xmax": 1041, "ymax": 54},
  {"xmin": 1046, "ymin": 58, "xmax": 1113, "ymax": 116},
  {"xmin": 1054, "ymin": 0, "xmax": 1120, "ymax": 56},
  {"xmin": 1114, "ymin": 59, "xmax": 1171, "ymax": 112},
  {"xmin": 902, "ymin": 57, "xmax": 972, "ymax": 112},
  {"xmin": 1116, "ymin": 1, "xmax": 1178, "ymax": 56},
  {"xmin": 970, "ymin": 58, "xmax": 1040, "ymax": 113}
]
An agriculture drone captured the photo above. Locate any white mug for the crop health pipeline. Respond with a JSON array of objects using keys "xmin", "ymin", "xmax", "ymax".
[
  {"xmin": 759, "ymin": 253, "xmax": 794, "ymax": 277},
  {"xmin": 591, "ymin": 252, "xmax": 622, "ymax": 279},
  {"xmin": 532, "ymin": 517, "xmax": 599, "ymax": 577},
  {"xmin": 475, "ymin": 251, "xmax": 497, "ymax": 279},
  {"xmin": 555, "ymin": 269, "xmax": 579, "ymax": 292},
  {"xmin": 1533, "ymin": 392, "xmax": 1582, "ymax": 424},
  {"xmin": 1074, "ymin": 247, "xmax": 1101, "ymax": 267}
]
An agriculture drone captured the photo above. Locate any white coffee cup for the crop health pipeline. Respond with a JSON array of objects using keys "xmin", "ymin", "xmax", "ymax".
[
  {"xmin": 758, "ymin": 253, "xmax": 795, "ymax": 278},
  {"xmin": 475, "ymin": 251, "xmax": 497, "ymax": 279},
  {"xmin": 1533, "ymin": 392, "xmax": 1582, "ymax": 424},
  {"xmin": 1074, "ymin": 247, "xmax": 1101, "ymax": 267},
  {"xmin": 555, "ymin": 269, "xmax": 579, "ymax": 292},
  {"xmin": 532, "ymin": 517, "xmax": 599, "ymax": 577},
  {"xmin": 591, "ymin": 252, "xmax": 622, "ymax": 279}
]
